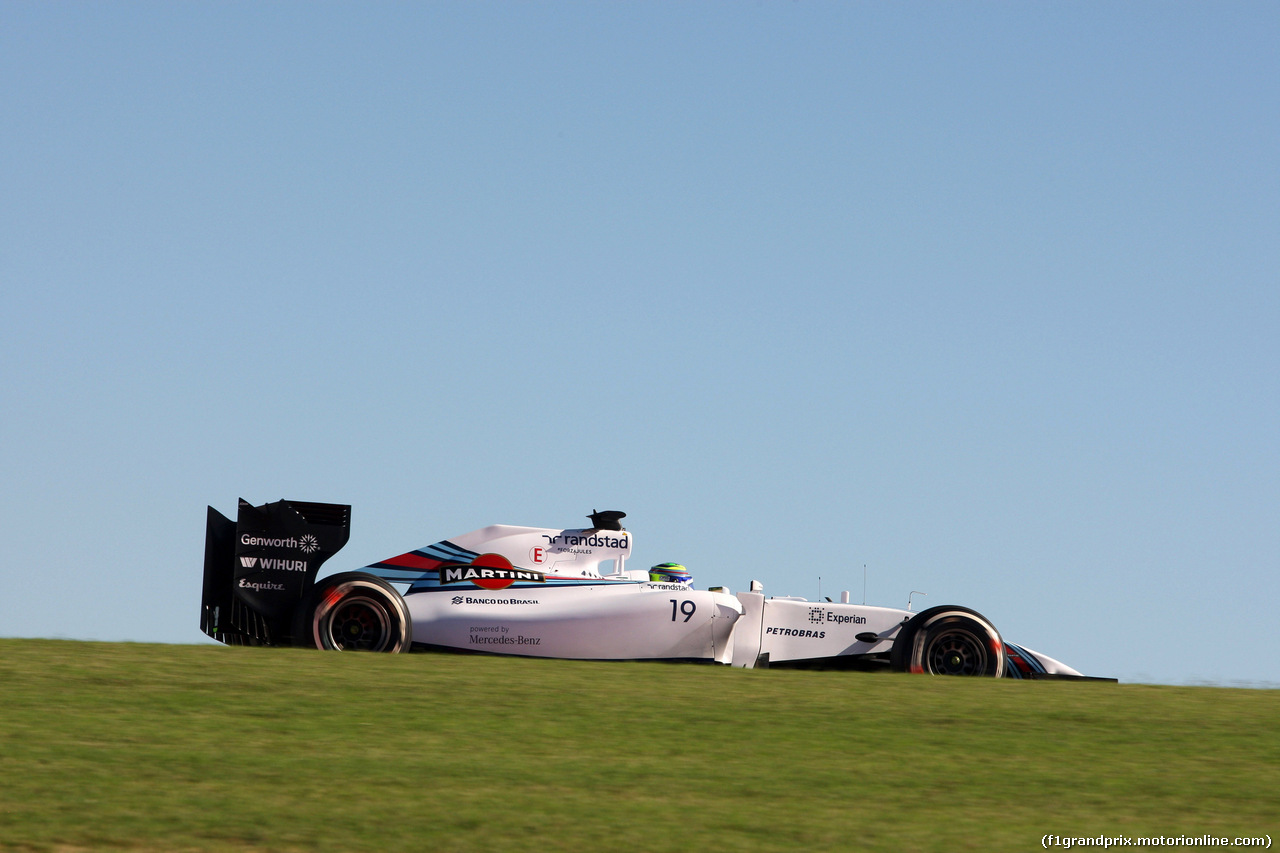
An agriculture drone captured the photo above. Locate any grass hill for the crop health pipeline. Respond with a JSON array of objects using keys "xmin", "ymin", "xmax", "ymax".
[{"xmin": 1, "ymin": 639, "xmax": 1276, "ymax": 852}]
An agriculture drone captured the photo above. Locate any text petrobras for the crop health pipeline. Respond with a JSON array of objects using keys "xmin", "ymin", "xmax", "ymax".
[
  {"xmin": 766, "ymin": 627, "xmax": 827, "ymax": 638},
  {"xmin": 440, "ymin": 566, "xmax": 546, "ymax": 585}
]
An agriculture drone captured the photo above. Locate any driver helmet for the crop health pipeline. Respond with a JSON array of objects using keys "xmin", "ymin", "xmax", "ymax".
[{"xmin": 649, "ymin": 562, "xmax": 692, "ymax": 585}]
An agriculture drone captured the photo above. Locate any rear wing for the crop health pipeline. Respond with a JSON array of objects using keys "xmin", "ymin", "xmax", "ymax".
[{"xmin": 200, "ymin": 498, "xmax": 351, "ymax": 646}]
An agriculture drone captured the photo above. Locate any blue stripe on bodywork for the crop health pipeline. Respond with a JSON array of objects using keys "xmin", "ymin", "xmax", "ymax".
[
  {"xmin": 422, "ymin": 540, "xmax": 479, "ymax": 562},
  {"xmin": 407, "ymin": 577, "xmax": 642, "ymax": 594},
  {"xmin": 1004, "ymin": 642, "xmax": 1049, "ymax": 678}
]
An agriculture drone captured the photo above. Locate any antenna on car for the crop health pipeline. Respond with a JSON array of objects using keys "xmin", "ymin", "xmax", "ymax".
[
  {"xmin": 863, "ymin": 564, "xmax": 867, "ymax": 605},
  {"xmin": 908, "ymin": 590, "xmax": 927, "ymax": 612}
]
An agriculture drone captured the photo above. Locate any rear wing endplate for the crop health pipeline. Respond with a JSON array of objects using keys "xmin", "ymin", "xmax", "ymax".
[{"xmin": 200, "ymin": 498, "xmax": 351, "ymax": 646}]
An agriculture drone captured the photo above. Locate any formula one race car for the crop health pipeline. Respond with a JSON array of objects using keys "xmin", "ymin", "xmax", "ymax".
[{"xmin": 200, "ymin": 498, "xmax": 1111, "ymax": 680}]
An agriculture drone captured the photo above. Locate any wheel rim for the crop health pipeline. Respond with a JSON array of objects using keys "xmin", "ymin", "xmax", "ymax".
[
  {"xmin": 925, "ymin": 628, "xmax": 988, "ymax": 676},
  {"xmin": 323, "ymin": 594, "xmax": 392, "ymax": 651}
]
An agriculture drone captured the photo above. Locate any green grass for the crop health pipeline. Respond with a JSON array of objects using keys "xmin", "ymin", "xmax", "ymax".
[{"xmin": 1, "ymin": 639, "xmax": 1276, "ymax": 852}]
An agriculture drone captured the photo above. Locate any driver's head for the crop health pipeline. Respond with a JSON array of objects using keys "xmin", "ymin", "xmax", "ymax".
[{"xmin": 649, "ymin": 562, "xmax": 692, "ymax": 585}]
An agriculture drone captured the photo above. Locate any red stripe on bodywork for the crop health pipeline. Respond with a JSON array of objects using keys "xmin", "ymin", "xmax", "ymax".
[{"xmin": 382, "ymin": 552, "xmax": 442, "ymax": 570}]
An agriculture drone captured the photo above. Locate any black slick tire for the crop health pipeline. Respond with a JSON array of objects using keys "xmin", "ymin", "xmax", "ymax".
[
  {"xmin": 890, "ymin": 605, "xmax": 1006, "ymax": 677},
  {"xmin": 294, "ymin": 572, "xmax": 410, "ymax": 653}
]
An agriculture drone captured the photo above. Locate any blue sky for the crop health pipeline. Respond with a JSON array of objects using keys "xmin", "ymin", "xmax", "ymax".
[{"xmin": 2, "ymin": 2, "xmax": 1276, "ymax": 686}]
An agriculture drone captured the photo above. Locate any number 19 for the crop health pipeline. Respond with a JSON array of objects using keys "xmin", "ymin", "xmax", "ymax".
[{"xmin": 670, "ymin": 599, "xmax": 696, "ymax": 622}]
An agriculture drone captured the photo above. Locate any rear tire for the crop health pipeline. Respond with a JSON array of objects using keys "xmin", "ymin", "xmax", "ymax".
[
  {"xmin": 295, "ymin": 572, "xmax": 410, "ymax": 653},
  {"xmin": 890, "ymin": 605, "xmax": 1005, "ymax": 677}
]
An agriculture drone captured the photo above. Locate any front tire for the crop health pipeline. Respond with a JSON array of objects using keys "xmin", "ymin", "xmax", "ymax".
[
  {"xmin": 295, "ymin": 572, "xmax": 410, "ymax": 653},
  {"xmin": 890, "ymin": 605, "xmax": 1005, "ymax": 677}
]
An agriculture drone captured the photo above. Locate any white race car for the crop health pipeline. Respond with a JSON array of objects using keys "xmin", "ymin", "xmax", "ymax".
[{"xmin": 201, "ymin": 499, "xmax": 1111, "ymax": 680}]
